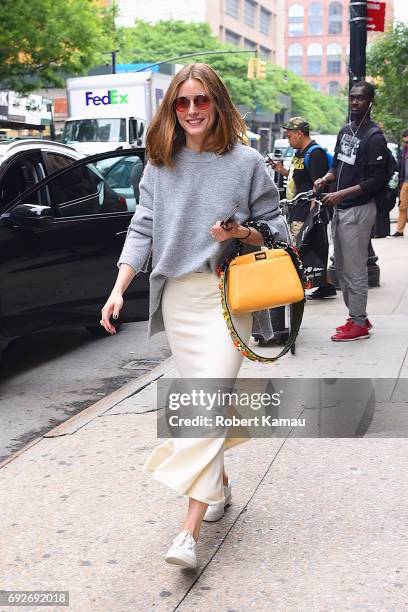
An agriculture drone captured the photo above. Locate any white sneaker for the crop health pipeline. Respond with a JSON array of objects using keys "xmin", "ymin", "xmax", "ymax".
[
  {"xmin": 203, "ymin": 482, "xmax": 232, "ymax": 522},
  {"xmin": 164, "ymin": 530, "xmax": 197, "ymax": 569}
]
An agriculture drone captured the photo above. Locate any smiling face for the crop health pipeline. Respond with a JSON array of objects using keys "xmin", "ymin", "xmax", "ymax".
[{"xmin": 174, "ymin": 78, "xmax": 216, "ymax": 151}]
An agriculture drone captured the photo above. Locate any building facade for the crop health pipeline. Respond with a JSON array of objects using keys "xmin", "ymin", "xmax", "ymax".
[
  {"xmin": 284, "ymin": 0, "xmax": 394, "ymax": 95},
  {"xmin": 115, "ymin": 0, "xmax": 285, "ymax": 66}
]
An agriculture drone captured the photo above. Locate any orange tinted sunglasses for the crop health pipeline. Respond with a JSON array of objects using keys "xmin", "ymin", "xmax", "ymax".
[{"xmin": 174, "ymin": 94, "xmax": 212, "ymax": 112}]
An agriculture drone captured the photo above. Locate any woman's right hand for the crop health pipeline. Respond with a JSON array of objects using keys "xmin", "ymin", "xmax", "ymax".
[{"xmin": 100, "ymin": 291, "xmax": 124, "ymax": 335}]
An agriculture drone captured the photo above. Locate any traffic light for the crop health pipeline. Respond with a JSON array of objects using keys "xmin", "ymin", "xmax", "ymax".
[
  {"xmin": 256, "ymin": 59, "xmax": 267, "ymax": 79},
  {"xmin": 247, "ymin": 58, "xmax": 257, "ymax": 80}
]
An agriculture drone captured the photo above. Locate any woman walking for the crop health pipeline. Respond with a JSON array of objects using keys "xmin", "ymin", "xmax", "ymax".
[{"xmin": 100, "ymin": 63, "xmax": 288, "ymax": 569}]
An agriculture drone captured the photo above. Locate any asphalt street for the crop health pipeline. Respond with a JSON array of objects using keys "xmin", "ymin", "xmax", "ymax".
[{"xmin": 0, "ymin": 321, "xmax": 170, "ymax": 463}]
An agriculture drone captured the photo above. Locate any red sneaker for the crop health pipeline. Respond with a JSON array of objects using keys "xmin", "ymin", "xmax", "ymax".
[
  {"xmin": 336, "ymin": 318, "xmax": 353, "ymax": 333},
  {"xmin": 331, "ymin": 321, "xmax": 370, "ymax": 342},
  {"xmin": 336, "ymin": 318, "xmax": 373, "ymax": 332}
]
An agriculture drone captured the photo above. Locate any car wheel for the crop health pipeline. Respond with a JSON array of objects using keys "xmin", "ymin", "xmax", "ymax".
[{"xmin": 85, "ymin": 322, "xmax": 122, "ymax": 337}]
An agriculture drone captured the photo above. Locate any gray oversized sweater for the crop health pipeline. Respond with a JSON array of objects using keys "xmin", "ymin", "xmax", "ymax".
[{"xmin": 118, "ymin": 143, "xmax": 289, "ymax": 336}]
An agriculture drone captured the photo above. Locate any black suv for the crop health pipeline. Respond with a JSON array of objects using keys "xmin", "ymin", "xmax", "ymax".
[{"xmin": 0, "ymin": 146, "xmax": 149, "ymax": 359}]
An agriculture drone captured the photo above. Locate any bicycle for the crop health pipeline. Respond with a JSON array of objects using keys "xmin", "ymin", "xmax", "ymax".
[
  {"xmin": 280, "ymin": 190, "xmax": 331, "ymax": 295},
  {"xmin": 279, "ymin": 190, "xmax": 326, "ymax": 230}
]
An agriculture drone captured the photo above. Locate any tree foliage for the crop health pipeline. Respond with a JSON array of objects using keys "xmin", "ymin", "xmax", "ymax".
[
  {"xmin": 119, "ymin": 20, "xmax": 347, "ymax": 134},
  {"xmin": 0, "ymin": 0, "xmax": 113, "ymax": 91},
  {"xmin": 367, "ymin": 22, "xmax": 408, "ymax": 140}
]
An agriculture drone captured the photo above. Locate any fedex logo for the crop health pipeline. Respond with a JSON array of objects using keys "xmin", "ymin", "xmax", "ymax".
[{"xmin": 85, "ymin": 89, "xmax": 129, "ymax": 106}]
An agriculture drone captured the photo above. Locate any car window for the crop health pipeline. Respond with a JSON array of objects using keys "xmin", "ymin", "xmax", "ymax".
[
  {"xmin": 7, "ymin": 151, "xmax": 144, "ymax": 216},
  {"xmin": 0, "ymin": 155, "xmax": 42, "ymax": 213},
  {"xmin": 44, "ymin": 152, "xmax": 75, "ymax": 174},
  {"xmin": 49, "ymin": 164, "xmax": 102, "ymax": 215},
  {"xmin": 94, "ymin": 155, "xmax": 144, "ymax": 213},
  {"xmin": 18, "ymin": 160, "xmax": 128, "ymax": 217}
]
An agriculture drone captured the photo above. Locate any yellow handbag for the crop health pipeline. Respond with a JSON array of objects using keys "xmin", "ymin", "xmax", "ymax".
[
  {"xmin": 227, "ymin": 248, "xmax": 305, "ymax": 314},
  {"xmin": 219, "ymin": 221, "xmax": 305, "ymax": 363}
]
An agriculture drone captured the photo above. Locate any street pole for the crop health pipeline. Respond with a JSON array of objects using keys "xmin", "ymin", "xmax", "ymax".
[{"xmin": 349, "ymin": 0, "xmax": 367, "ymax": 88}]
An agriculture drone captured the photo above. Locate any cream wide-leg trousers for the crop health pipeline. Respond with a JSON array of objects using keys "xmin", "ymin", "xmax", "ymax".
[{"xmin": 143, "ymin": 272, "xmax": 252, "ymax": 505}]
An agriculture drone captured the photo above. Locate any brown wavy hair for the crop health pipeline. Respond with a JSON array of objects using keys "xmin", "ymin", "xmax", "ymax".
[{"xmin": 146, "ymin": 63, "xmax": 248, "ymax": 168}]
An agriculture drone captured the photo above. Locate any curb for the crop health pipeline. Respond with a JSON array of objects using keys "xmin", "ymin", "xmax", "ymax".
[{"xmin": 0, "ymin": 356, "xmax": 175, "ymax": 470}]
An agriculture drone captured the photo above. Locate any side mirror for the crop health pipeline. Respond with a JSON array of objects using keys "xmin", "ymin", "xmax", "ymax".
[{"xmin": 2, "ymin": 204, "xmax": 54, "ymax": 228}]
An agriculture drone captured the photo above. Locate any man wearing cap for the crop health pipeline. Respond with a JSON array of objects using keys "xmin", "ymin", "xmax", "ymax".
[{"xmin": 271, "ymin": 116, "xmax": 336, "ymax": 299}]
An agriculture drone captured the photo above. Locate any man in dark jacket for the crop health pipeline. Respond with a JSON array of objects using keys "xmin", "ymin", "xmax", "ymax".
[
  {"xmin": 393, "ymin": 128, "xmax": 408, "ymax": 237},
  {"xmin": 315, "ymin": 81, "xmax": 388, "ymax": 342},
  {"xmin": 272, "ymin": 116, "xmax": 336, "ymax": 299}
]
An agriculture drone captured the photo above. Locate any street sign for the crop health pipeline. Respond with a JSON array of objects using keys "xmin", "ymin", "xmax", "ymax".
[{"xmin": 367, "ymin": 1, "xmax": 386, "ymax": 32}]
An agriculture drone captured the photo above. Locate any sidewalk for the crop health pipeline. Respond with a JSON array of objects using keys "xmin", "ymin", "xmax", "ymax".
[{"xmin": 1, "ymin": 236, "xmax": 408, "ymax": 612}]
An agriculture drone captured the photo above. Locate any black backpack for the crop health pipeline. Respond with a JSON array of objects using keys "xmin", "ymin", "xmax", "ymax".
[{"xmin": 361, "ymin": 126, "xmax": 399, "ymax": 213}]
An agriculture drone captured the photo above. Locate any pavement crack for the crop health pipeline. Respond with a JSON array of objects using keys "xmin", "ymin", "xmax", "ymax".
[{"xmin": 391, "ymin": 285, "xmax": 408, "ymax": 315}]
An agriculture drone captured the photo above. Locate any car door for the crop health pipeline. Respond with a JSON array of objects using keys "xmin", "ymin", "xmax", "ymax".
[
  {"xmin": 0, "ymin": 149, "xmax": 149, "ymax": 338},
  {"xmin": 0, "ymin": 150, "xmax": 45, "ymax": 212}
]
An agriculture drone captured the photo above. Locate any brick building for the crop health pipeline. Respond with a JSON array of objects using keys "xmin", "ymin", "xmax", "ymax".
[{"xmin": 284, "ymin": 0, "xmax": 394, "ymax": 95}]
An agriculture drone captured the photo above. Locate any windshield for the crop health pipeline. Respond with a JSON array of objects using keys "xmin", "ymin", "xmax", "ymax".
[{"xmin": 62, "ymin": 118, "xmax": 126, "ymax": 144}]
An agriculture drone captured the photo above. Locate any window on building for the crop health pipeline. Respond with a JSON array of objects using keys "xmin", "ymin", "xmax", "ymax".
[
  {"xmin": 308, "ymin": 3, "xmax": 323, "ymax": 36},
  {"xmin": 311, "ymin": 82, "xmax": 321, "ymax": 91},
  {"xmin": 288, "ymin": 4, "xmax": 304, "ymax": 36},
  {"xmin": 327, "ymin": 43, "xmax": 342, "ymax": 74},
  {"xmin": 260, "ymin": 7, "xmax": 271, "ymax": 34},
  {"xmin": 328, "ymin": 2, "xmax": 343, "ymax": 35},
  {"xmin": 288, "ymin": 43, "xmax": 303, "ymax": 76},
  {"xmin": 259, "ymin": 46, "xmax": 271, "ymax": 59},
  {"xmin": 244, "ymin": 38, "xmax": 257, "ymax": 50},
  {"xmin": 328, "ymin": 81, "xmax": 341, "ymax": 95},
  {"xmin": 307, "ymin": 43, "xmax": 323, "ymax": 75},
  {"xmin": 225, "ymin": 29, "xmax": 241, "ymax": 46},
  {"xmin": 226, "ymin": 0, "xmax": 239, "ymax": 18},
  {"xmin": 244, "ymin": 0, "xmax": 256, "ymax": 27}
]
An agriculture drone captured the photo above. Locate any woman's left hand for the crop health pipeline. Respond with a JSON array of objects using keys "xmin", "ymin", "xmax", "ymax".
[{"xmin": 210, "ymin": 220, "xmax": 243, "ymax": 242}]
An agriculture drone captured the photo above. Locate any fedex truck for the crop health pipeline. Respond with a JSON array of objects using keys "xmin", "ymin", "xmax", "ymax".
[{"xmin": 61, "ymin": 71, "xmax": 172, "ymax": 155}]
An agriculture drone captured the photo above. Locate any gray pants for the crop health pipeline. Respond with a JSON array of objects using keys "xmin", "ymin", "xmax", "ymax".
[{"xmin": 331, "ymin": 200, "xmax": 376, "ymax": 326}]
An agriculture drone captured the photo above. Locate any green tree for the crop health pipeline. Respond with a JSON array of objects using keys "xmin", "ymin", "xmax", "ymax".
[
  {"xmin": 0, "ymin": 0, "xmax": 113, "ymax": 91},
  {"xmin": 367, "ymin": 22, "xmax": 408, "ymax": 140},
  {"xmin": 119, "ymin": 19, "xmax": 347, "ymax": 133}
]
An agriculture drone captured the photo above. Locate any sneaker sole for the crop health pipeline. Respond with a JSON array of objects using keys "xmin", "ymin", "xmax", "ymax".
[
  {"xmin": 165, "ymin": 552, "xmax": 197, "ymax": 569},
  {"xmin": 336, "ymin": 328, "xmax": 373, "ymax": 333},
  {"xmin": 307, "ymin": 295, "xmax": 337, "ymax": 300},
  {"xmin": 331, "ymin": 335, "xmax": 370, "ymax": 342}
]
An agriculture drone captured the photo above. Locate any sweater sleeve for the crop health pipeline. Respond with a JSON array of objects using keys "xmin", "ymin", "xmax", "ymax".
[
  {"xmin": 117, "ymin": 162, "xmax": 154, "ymax": 273},
  {"xmin": 248, "ymin": 159, "xmax": 290, "ymax": 242}
]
